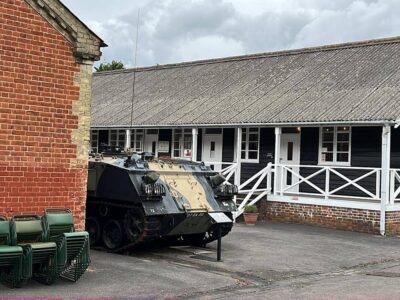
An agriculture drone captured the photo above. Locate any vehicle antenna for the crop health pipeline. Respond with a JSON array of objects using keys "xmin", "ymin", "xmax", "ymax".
[{"xmin": 130, "ymin": 9, "xmax": 140, "ymax": 130}]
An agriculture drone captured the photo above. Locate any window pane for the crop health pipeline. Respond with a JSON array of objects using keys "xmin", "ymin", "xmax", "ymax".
[
  {"xmin": 210, "ymin": 141, "xmax": 215, "ymax": 151},
  {"xmin": 241, "ymin": 142, "xmax": 246, "ymax": 150},
  {"xmin": 322, "ymin": 132, "xmax": 334, "ymax": 142},
  {"xmin": 337, "ymin": 126, "xmax": 349, "ymax": 132},
  {"xmin": 321, "ymin": 152, "xmax": 333, "ymax": 162},
  {"xmin": 322, "ymin": 127, "xmax": 334, "ymax": 132},
  {"xmin": 174, "ymin": 150, "xmax": 180, "ymax": 157},
  {"xmin": 322, "ymin": 142, "xmax": 333, "ymax": 152},
  {"xmin": 337, "ymin": 153, "xmax": 349, "ymax": 162},
  {"xmin": 183, "ymin": 135, "xmax": 192, "ymax": 149},
  {"xmin": 249, "ymin": 142, "xmax": 258, "ymax": 151},
  {"xmin": 337, "ymin": 143, "xmax": 349, "ymax": 152},
  {"xmin": 241, "ymin": 151, "xmax": 246, "ymax": 159},
  {"xmin": 248, "ymin": 151, "xmax": 258, "ymax": 159},
  {"xmin": 337, "ymin": 133, "xmax": 349, "ymax": 142},
  {"xmin": 249, "ymin": 128, "xmax": 258, "ymax": 133},
  {"xmin": 249, "ymin": 134, "xmax": 258, "ymax": 141},
  {"xmin": 287, "ymin": 142, "xmax": 293, "ymax": 161}
]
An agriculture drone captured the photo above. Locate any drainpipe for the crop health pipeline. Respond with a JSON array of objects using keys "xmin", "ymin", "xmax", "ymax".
[
  {"xmin": 380, "ymin": 124, "xmax": 391, "ymax": 236},
  {"xmin": 232, "ymin": 128, "xmax": 242, "ymax": 220}
]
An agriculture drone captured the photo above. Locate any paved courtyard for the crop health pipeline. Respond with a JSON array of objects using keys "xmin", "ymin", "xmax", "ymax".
[{"xmin": 2, "ymin": 222, "xmax": 400, "ymax": 299}]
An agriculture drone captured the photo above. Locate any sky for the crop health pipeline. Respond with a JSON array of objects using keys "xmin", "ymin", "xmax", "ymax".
[{"xmin": 62, "ymin": 0, "xmax": 400, "ymax": 68}]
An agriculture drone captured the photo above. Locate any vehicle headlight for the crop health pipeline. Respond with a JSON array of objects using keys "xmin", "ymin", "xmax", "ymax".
[
  {"xmin": 216, "ymin": 184, "xmax": 238, "ymax": 198},
  {"xmin": 142, "ymin": 183, "xmax": 166, "ymax": 198}
]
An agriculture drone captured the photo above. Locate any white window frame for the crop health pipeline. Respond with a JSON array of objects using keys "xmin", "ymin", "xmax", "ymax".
[
  {"xmin": 241, "ymin": 127, "xmax": 260, "ymax": 163},
  {"xmin": 318, "ymin": 126, "xmax": 351, "ymax": 166},
  {"xmin": 130, "ymin": 129, "xmax": 144, "ymax": 153},
  {"xmin": 109, "ymin": 129, "xmax": 126, "ymax": 148},
  {"xmin": 90, "ymin": 130, "xmax": 99, "ymax": 153},
  {"xmin": 172, "ymin": 129, "xmax": 193, "ymax": 159}
]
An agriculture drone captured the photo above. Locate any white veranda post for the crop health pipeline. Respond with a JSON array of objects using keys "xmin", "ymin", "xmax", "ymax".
[
  {"xmin": 274, "ymin": 127, "xmax": 282, "ymax": 195},
  {"xmin": 192, "ymin": 128, "xmax": 198, "ymax": 162},
  {"xmin": 380, "ymin": 125, "xmax": 391, "ymax": 235},
  {"xmin": 125, "ymin": 129, "xmax": 131, "ymax": 151}
]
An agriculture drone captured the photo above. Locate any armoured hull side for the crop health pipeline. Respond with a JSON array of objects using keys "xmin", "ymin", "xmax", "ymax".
[{"xmin": 86, "ymin": 155, "xmax": 237, "ymax": 251}]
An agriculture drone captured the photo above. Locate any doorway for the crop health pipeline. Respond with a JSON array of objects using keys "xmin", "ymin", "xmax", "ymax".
[
  {"xmin": 279, "ymin": 133, "xmax": 301, "ymax": 193},
  {"xmin": 202, "ymin": 133, "xmax": 223, "ymax": 171},
  {"xmin": 144, "ymin": 134, "xmax": 158, "ymax": 157}
]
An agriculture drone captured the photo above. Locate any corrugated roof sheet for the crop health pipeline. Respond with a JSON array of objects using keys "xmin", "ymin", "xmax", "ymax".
[{"xmin": 91, "ymin": 37, "xmax": 400, "ymax": 127}]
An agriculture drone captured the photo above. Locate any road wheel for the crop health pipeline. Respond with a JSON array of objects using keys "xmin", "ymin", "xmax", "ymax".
[
  {"xmin": 102, "ymin": 219, "xmax": 124, "ymax": 250},
  {"xmin": 124, "ymin": 207, "xmax": 146, "ymax": 243}
]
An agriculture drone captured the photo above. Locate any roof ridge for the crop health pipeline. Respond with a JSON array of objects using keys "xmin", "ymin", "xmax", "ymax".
[{"xmin": 93, "ymin": 36, "xmax": 400, "ymax": 76}]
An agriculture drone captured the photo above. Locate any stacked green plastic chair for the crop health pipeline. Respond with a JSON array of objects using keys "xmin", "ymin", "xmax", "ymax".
[
  {"xmin": 10, "ymin": 214, "xmax": 58, "ymax": 285},
  {"xmin": 0, "ymin": 215, "xmax": 24, "ymax": 288},
  {"xmin": 42, "ymin": 208, "xmax": 90, "ymax": 282}
]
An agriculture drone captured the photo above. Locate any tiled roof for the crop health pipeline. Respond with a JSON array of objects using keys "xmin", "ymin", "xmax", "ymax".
[{"xmin": 91, "ymin": 37, "xmax": 400, "ymax": 128}]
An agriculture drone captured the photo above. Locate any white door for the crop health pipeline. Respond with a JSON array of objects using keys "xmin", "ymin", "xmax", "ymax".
[
  {"xmin": 144, "ymin": 134, "xmax": 158, "ymax": 157},
  {"xmin": 202, "ymin": 134, "xmax": 223, "ymax": 171},
  {"xmin": 279, "ymin": 133, "xmax": 301, "ymax": 193}
]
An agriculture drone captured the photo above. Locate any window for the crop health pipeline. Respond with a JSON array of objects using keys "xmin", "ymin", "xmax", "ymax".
[
  {"xmin": 109, "ymin": 129, "xmax": 126, "ymax": 148},
  {"xmin": 241, "ymin": 128, "xmax": 260, "ymax": 162},
  {"xmin": 319, "ymin": 126, "xmax": 351, "ymax": 165},
  {"xmin": 90, "ymin": 130, "xmax": 98, "ymax": 153},
  {"xmin": 130, "ymin": 129, "xmax": 144, "ymax": 152},
  {"xmin": 173, "ymin": 129, "xmax": 192, "ymax": 158}
]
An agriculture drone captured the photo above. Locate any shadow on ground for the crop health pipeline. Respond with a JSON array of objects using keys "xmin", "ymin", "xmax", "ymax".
[{"xmin": 2, "ymin": 222, "xmax": 400, "ymax": 299}]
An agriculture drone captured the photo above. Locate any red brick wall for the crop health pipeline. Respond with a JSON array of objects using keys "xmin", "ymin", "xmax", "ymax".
[
  {"xmin": 386, "ymin": 211, "xmax": 400, "ymax": 235},
  {"xmin": 0, "ymin": 0, "xmax": 86, "ymax": 229},
  {"xmin": 259, "ymin": 200, "xmax": 400, "ymax": 235}
]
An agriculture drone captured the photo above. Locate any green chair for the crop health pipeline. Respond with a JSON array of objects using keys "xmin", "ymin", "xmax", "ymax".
[
  {"xmin": 42, "ymin": 208, "xmax": 90, "ymax": 282},
  {"xmin": 0, "ymin": 215, "xmax": 24, "ymax": 288},
  {"xmin": 10, "ymin": 214, "xmax": 58, "ymax": 285}
]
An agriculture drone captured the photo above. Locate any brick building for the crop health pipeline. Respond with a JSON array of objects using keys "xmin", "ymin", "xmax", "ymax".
[{"xmin": 0, "ymin": 0, "xmax": 105, "ymax": 229}]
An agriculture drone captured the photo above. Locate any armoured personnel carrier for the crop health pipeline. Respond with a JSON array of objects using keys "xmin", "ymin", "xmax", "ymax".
[{"xmin": 86, "ymin": 153, "xmax": 237, "ymax": 252}]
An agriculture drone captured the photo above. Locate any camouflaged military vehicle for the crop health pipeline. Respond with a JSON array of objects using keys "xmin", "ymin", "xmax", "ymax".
[{"xmin": 86, "ymin": 153, "xmax": 237, "ymax": 251}]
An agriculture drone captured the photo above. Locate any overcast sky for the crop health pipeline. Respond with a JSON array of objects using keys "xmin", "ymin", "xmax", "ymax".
[{"xmin": 62, "ymin": 0, "xmax": 400, "ymax": 67}]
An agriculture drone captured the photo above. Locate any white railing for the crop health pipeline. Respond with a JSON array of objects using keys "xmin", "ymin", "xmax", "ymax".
[
  {"xmin": 274, "ymin": 164, "xmax": 381, "ymax": 201},
  {"xmin": 202, "ymin": 161, "xmax": 238, "ymax": 184},
  {"xmin": 220, "ymin": 163, "xmax": 238, "ymax": 183},
  {"xmin": 205, "ymin": 162, "xmax": 273, "ymax": 218},
  {"xmin": 202, "ymin": 161, "xmax": 236, "ymax": 173},
  {"xmin": 234, "ymin": 163, "xmax": 273, "ymax": 218},
  {"xmin": 209, "ymin": 162, "xmax": 394, "ymax": 219},
  {"xmin": 390, "ymin": 169, "xmax": 400, "ymax": 203}
]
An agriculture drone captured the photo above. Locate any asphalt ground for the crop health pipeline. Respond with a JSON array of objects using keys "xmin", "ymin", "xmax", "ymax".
[{"xmin": 2, "ymin": 222, "xmax": 400, "ymax": 299}]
